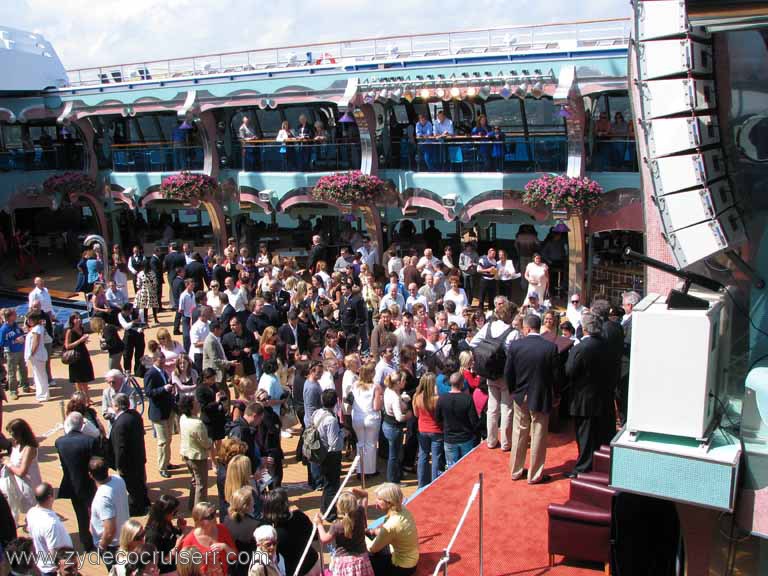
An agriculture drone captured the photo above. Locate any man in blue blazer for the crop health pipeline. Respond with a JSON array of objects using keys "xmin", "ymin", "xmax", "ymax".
[
  {"xmin": 144, "ymin": 349, "xmax": 177, "ymax": 478},
  {"xmin": 505, "ymin": 314, "xmax": 560, "ymax": 484}
]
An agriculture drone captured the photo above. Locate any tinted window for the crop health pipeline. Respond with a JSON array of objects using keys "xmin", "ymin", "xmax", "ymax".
[
  {"xmin": 484, "ymin": 98, "xmax": 524, "ymax": 131},
  {"xmin": 255, "ymin": 110, "xmax": 282, "ymax": 136},
  {"xmin": 283, "ymin": 107, "xmax": 314, "ymax": 131},
  {"xmin": 524, "ymin": 98, "xmax": 565, "ymax": 133}
]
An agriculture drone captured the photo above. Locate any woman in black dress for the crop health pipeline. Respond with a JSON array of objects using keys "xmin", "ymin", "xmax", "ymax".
[
  {"xmin": 64, "ymin": 313, "xmax": 94, "ymax": 396},
  {"xmin": 260, "ymin": 488, "xmax": 319, "ymax": 576},
  {"xmin": 144, "ymin": 494, "xmax": 186, "ymax": 575}
]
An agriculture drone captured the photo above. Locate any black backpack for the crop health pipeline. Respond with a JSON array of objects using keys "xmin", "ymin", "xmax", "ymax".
[{"xmin": 472, "ymin": 324, "xmax": 514, "ymax": 380}]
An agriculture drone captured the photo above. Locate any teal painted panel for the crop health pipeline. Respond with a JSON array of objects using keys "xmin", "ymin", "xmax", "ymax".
[
  {"xmin": 237, "ymin": 171, "xmax": 334, "ymax": 198},
  {"xmin": 612, "ymin": 446, "xmax": 736, "ymax": 510},
  {"xmin": 587, "ymin": 171, "xmax": 641, "ymax": 192}
]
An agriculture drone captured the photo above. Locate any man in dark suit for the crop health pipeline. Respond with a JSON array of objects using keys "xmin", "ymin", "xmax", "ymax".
[
  {"xmin": 108, "ymin": 392, "xmax": 149, "ymax": 516},
  {"xmin": 261, "ymin": 292, "xmax": 281, "ymax": 329},
  {"xmin": 144, "ymin": 349, "xmax": 176, "ymax": 478},
  {"xmin": 271, "ymin": 280, "xmax": 291, "ymax": 325},
  {"xmin": 591, "ymin": 299, "xmax": 623, "ymax": 443},
  {"xmin": 565, "ymin": 312, "xmax": 613, "ymax": 476},
  {"xmin": 307, "ymin": 234, "xmax": 325, "ymax": 273},
  {"xmin": 55, "ymin": 412, "xmax": 98, "ymax": 551},
  {"xmin": 219, "ymin": 293, "xmax": 236, "ymax": 334},
  {"xmin": 278, "ymin": 311, "xmax": 309, "ymax": 358},
  {"xmin": 505, "ymin": 314, "xmax": 560, "ymax": 484},
  {"xmin": 163, "ymin": 242, "xmax": 186, "ymax": 287},
  {"xmin": 340, "ymin": 283, "xmax": 367, "ymax": 352},
  {"xmin": 171, "ymin": 267, "xmax": 186, "ymax": 335},
  {"xmin": 185, "ymin": 252, "xmax": 208, "ymax": 293}
]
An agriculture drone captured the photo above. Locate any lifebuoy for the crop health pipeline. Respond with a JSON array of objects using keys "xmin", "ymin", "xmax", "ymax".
[{"xmin": 315, "ymin": 52, "xmax": 337, "ymax": 65}]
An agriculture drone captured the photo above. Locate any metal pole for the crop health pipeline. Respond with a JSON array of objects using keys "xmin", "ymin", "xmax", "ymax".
[{"xmin": 479, "ymin": 473, "xmax": 484, "ymax": 576}]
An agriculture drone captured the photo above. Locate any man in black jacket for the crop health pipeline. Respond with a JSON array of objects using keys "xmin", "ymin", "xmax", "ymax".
[
  {"xmin": 564, "ymin": 312, "xmax": 613, "ymax": 476},
  {"xmin": 271, "ymin": 279, "xmax": 291, "ymax": 325},
  {"xmin": 261, "ymin": 292, "xmax": 281, "ymax": 329},
  {"xmin": 144, "ymin": 350, "xmax": 176, "ymax": 478},
  {"xmin": 163, "ymin": 242, "xmax": 186, "ymax": 287},
  {"xmin": 108, "ymin": 392, "xmax": 149, "ymax": 516},
  {"xmin": 505, "ymin": 314, "xmax": 560, "ymax": 484},
  {"xmin": 55, "ymin": 412, "xmax": 98, "ymax": 551},
  {"xmin": 308, "ymin": 234, "xmax": 325, "ymax": 273},
  {"xmin": 278, "ymin": 310, "xmax": 310, "ymax": 358},
  {"xmin": 591, "ymin": 299, "xmax": 623, "ymax": 444},
  {"xmin": 171, "ymin": 267, "xmax": 186, "ymax": 335},
  {"xmin": 185, "ymin": 252, "xmax": 208, "ymax": 293},
  {"xmin": 222, "ymin": 316, "xmax": 257, "ymax": 377},
  {"xmin": 226, "ymin": 401, "xmax": 267, "ymax": 472},
  {"xmin": 340, "ymin": 283, "xmax": 368, "ymax": 353}
]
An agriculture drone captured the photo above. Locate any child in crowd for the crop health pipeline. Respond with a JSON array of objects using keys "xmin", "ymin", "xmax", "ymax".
[{"xmin": 314, "ymin": 489, "xmax": 374, "ymax": 576}]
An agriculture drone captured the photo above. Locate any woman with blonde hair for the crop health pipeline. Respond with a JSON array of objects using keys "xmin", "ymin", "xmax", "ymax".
[
  {"xmin": 234, "ymin": 375, "xmax": 257, "ymax": 401},
  {"xmin": 290, "ymin": 281, "xmax": 308, "ymax": 312},
  {"xmin": 223, "ymin": 487, "xmax": 260, "ymax": 576},
  {"xmin": 172, "ymin": 354, "xmax": 199, "ymax": 399},
  {"xmin": 179, "ymin": 502, "xmax": 237, "ymax": 576},
  {"xmin": 382, "ymin": 372, "xmax": 411, "ymax": 484},
  {"xmin": 314, "ymin": 489, "xmax": 374, "ymax": 575},
  {"xmin": 367, "ymin": 483, "xmax": 419, "ymax": 575},
  {"xmin": 350, "ymin": 362, "xmax": 382, "ymax": 478},
  {"xmin": 412, "ymin": 372, "xmax": 444, "ymax": 487},
  {"xmin": 109, "ymin": 519, "xmax": 146, "ymax": 576},
  {"xmin": 155, "ymin": 328, "xmax": 185, "ymax": 375},
  {"xmin": 215, "ymin": 438, "xmax": 248, "ymax": 519},
  {"xmin": 259, "ymin": 326, "xmax": 278, "ymax": 361},
  {"xmin": 224, "ymin": 454, "xmax": 260, "ymax": 519}
]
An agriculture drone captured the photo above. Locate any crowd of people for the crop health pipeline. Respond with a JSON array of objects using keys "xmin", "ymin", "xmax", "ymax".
[{"xmin": 0, "ymin": 229, "xmax": 642, "ymax": 576}]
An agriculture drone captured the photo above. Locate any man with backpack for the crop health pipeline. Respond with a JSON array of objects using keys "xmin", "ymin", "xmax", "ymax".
[
  {"xmin": 470, "ymin": 301, "xmax": 519, "ymax": 450},
  {"xmin": 302, "ymin": 360, "xmax": 324, "ymax": 489},
  {"xmin": 309, "ymin": 389, "xmax": 342, "ymax": 521}
]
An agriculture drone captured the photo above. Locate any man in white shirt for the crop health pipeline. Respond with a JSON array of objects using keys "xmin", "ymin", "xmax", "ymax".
[
  {"xmin": 178, "ymin": 278, "xmax": 197, "ymax": 353},
  {"xmin": 470, "ymin": 301, "xmax": 519, "ymax": 450},
  {"xmin": 566, "ymin": 293, "xmax": 584, "ymax": 333},
  {"xmin": 89, "ymin": 456, "xmax": 129, "ymax": 570},
  {"xmin": 27, "ymin": 483, "xmax": 73, "ymax": 576},
  {"xmin": 404, "ymin": 283, "xmax": 428, "ymax": 314},
  {"xmin": 444, "ymin": 300, "xmax": 465, "ymax": 328},
  {"xmin": 416, "ymin": 248, "xmax": 440, "ymax": 273},
  {"xmin": 374, "ymin": 344, "xmax": 397, "ymax": 387},
  {"xmin": 224, "ymin": 276, "xmax": 248, "ymax": 313},
  {"xmin": 105, "ymin": 280, "xmax": 128, "ymax": 311},
  {"xmin": 379, "ymin": 283, "xmax": 405, "ymax": 313},
  {"xmin": 394, "ymin": 312, "xmax": 417, "ymax": 350},
  {"xmin": 189, "ymin": 305, "xmax": 212, "ymax": 371},
  {"xmin": 28, "ymin": 276, "xmax": 53, "ymax": 318},
  {"xmin": 357, "ymin": 237, "xmax": 378, "ymax": 269}
]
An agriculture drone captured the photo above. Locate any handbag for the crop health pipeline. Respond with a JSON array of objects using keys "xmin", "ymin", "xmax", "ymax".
[{"xmin": 61, "ymin": 349, "xmax": 81, "ymax": 365}]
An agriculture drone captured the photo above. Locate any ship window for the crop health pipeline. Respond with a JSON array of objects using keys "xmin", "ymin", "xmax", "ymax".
[
  {"xmin": 255, "ymin": 110, "xmax": 282, "ymax": 137},
  {"xmin": 483, "ymin": 98, "xmax": 524, "ymax": 133},
  {"xmin": 283, "ymin": 107, "xmax": 314, "ymax": 130},
  {"xmin": 392, "ymin": 104, "xmax": 410, "ymax": 124},
  {"xmin": 524, "ymin": 98, "xmax": 565, "ymax": 133}
]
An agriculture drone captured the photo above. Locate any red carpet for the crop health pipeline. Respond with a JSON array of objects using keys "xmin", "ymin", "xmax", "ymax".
[{"xmin": 409, "ymin": 433, "xmax": 605, "ymax": 575}]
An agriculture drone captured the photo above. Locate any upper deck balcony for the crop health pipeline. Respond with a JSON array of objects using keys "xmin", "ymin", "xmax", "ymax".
[{"xmin": 61, "ymin": 18, "xmax": 630, "ymax": 89}]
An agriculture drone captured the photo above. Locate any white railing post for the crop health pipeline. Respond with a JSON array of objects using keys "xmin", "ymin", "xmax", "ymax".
[
  {"xmin": 292, "ymin": 455, "xmax": 360, "ymax": 576},
  {"xmin": 479, "ymin": 473, "xmax": 484, "ymax": 576}
]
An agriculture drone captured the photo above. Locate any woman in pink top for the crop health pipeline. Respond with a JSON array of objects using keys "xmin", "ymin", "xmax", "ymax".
[{"xmin": 412, "ymin": 373, "xmax": 445, "ymax": 488}]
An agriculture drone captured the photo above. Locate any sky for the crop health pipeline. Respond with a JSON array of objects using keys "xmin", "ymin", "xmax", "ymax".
[{"xmin": 8, "ymin": 0, "xmax": 631, "ymax": 69}]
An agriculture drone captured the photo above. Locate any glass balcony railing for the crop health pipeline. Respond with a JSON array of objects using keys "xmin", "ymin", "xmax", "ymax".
[
  {"xmin": 112, "ymin": 144, "xmax": 204, "ymax": 172},
  {"xmin": 393, "ymin": 135, "xmax": 567, "ymax": 173},
  {"xmin": 0, "ymin": 143, "xmax": 85, "ymax": 171},
  {"xmin": 228, "ymin": 140, "xmax": 361, "ymax": 172},
  {"xmin": 588, "ymin": 139, "xmax": 638, "ymax": 172}
]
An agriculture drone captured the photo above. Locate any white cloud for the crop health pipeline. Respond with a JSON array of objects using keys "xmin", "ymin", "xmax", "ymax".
[{"xmin": 7, "ymin": 0, "xmax": 631, "ymax": 69}]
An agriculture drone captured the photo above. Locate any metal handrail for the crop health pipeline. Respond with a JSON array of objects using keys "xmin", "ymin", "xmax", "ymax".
[
  {"xmin": 432, "ymin": 478, "xmax": 483, "ymax": 576},
  {"xmin": 63, "ymin": 18, "xmax": 630, "ymax": 88}
]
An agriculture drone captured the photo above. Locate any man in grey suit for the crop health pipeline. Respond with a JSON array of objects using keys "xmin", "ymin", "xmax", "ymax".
[{"xmin": 203, "ymin": 318, "xmax": 238, "ymax": 387}]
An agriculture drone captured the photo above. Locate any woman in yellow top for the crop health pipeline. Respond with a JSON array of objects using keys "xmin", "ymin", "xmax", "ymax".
[
  {"xmin": 366, "ymin": 483, "xmax": 419, "ymax": 575},
  {"xmin": 179, "ymin": 395, "xmax": 214, "ymax": 510}
]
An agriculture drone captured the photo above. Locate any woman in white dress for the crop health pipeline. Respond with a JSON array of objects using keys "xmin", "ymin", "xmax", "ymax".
[
  {"xmin": 496, "ymin": 249, "xmax": 521, "ymax": 302},
  {"xmin": 206, "ymin": 281, "xmax": 224, "ymax": 316},
  {"xmin": 524, "ymin": 252, "xmax": 549, "ymax": 303},
  {"xmin": 4, "ymin": 418, "xmax": 41, "ymax": 520},
  {"xmin": 443, "ymin": 276, "xmax": 468, "ymax": 315},
  {"xmin": 350, "ymin": 363, "xmax": 382, "ymax": 477}
]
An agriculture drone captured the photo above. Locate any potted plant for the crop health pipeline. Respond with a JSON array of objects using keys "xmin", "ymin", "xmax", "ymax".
[
  {"xmin": 521, "ymin": 174, "xmax": 603, "ymax": 213},
  {"xmin": 42, "ymin": 172, "xmax": 96, "ymax": 197},
  {"xmin": 311, "ymin": 171, "xmax": 386, "ymax": 206},
  {"xmin": 160, "ymin": 171, "xmax": 219, "ymax": 205}
]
